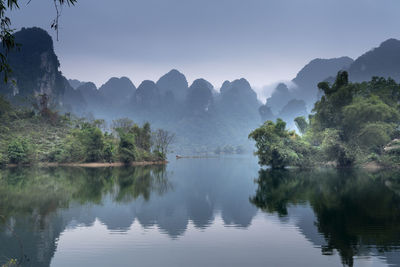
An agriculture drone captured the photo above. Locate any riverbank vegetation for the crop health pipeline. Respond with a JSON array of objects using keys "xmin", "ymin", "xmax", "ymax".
[
  {"xmin": 0, "ymin": 95, "xmax": 174, "ymax": 166},
  {"xmin": 250, "ymin": 71, "xmax": 400, "ymax": 169}
]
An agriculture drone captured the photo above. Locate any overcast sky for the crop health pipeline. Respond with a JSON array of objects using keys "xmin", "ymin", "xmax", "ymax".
[{"xmin": 8, "ymin": 0, "xmax": 400, "ymax": 99}]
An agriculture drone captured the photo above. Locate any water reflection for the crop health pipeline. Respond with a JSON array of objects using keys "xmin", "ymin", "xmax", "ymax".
[
  {"xmin": 251, "ymin": 168, "xmax": 400, "ymax": 266},
  {"xmin": 0, "ymin": 159, "xmax": 259, "ymax": 266},
  {"xmin": 0, "ymin": 160, "xmax": 400, "ymax": 267},
  {"xmin": 0, "ymin": 166, "xmax": 172, "ymax": 266}
]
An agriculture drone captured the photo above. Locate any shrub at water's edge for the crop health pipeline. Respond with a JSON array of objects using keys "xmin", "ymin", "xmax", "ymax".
[
  {"xmin": 0, "ymin": 95, "xmax": 174, "ymax": 166},
  {"xmin": 250, "ymin": 71, "xmax": 400, "ymax": 169},
  {"xmin": 249, "ymin": 119, "xmax": 316, "ymax": 169}
]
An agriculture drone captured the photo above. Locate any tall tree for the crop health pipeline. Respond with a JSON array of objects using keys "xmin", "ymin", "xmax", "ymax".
[{"xmin": 152, "ymin": 129, "xmax": 175, "ymax": 159}]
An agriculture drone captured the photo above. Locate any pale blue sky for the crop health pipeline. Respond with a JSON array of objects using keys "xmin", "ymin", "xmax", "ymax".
[{"xmin": 9, "ymin": 0, "xmax": 400, "ymax": 98}]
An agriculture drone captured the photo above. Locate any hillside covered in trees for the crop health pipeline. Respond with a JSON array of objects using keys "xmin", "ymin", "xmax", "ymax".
[
  {"xmin": 250, "ymin": 71, "xmax": 400, "ymax": 169},
  {"xmin": 0, "ymin": 94, "xmax": 173, "ymax": 166}
]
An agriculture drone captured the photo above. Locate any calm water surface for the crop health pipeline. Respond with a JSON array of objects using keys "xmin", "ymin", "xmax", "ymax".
[{"xmin": 1, "ymin": 157, "xmax": 400, "ymax": 267}]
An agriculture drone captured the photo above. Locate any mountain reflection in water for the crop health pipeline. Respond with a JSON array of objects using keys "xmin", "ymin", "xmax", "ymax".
[{"xmin": 0, "ymin": 158, "xmax": 399, "ymax": 267}]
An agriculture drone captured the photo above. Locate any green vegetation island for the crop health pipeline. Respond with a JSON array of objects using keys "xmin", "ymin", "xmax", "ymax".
[
  {"xmin": 0, "ymin": 94, "xmax": 174, "ymax": 167},
  {"xmin": 249, "ymin": 71, "xmax": 400, "ymax": 169}
]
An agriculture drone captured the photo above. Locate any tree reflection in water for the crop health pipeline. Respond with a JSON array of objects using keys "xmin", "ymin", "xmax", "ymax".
[
  {"xmin": 1, "ymin": 163, "xmax": 400, "ymax": 267},
  {"xmin": 250, "ymin": 168, "xmax": 400, "ymax": 267},
  {"xmin": 0, "ymin": 166, "xmax": 171, "ymax": 267}
]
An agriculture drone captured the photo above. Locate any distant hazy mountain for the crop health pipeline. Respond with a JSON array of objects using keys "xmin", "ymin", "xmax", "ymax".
[
  {"xmin": 264, "ymin": 57, "xmax": 353, "ymax": 127},
  {"xmin": 348, "ymin": 38, "xmax": 400, "ymax": 82},
  {"xmin": 219, "ymin": 79, "xmax": 259, "ymax": 106},
  {"xmin": 99, "ymin": 77, "xmax": 136, "ymax": 106},
  {"xmin": 267, "ymin": 38, "xmax": 400, "ymax": 116},
  {"xmin": 217, "ymin": 78, "xmax": 260, "ymax": 123},
  {"xmin": 259, "ymin": 105, "xmax": 275, "ymax": 123},
  {"xmin": 68, "ymin": 79, "xmax": 86, "ymax": 89},
  {"xmin": 265, "ymin": 83, "xmax": 293, "ymax": 114},
  {"xmin": 293, "ymin": 57, "xmax": 354, "ymax": 88},
  {"xmin": 261, "ymin": 91, "xmax": 308, "ymax": 130},
  {"xmin": 267, "ymin": 39, "xmax": 400, "ymax": 116},
  {"xmin": 277, "ymin": 99, "xmax": 308, "ymax": 130},
  {"xmin": 213, "ymin": 78, "xmax": 261, "ymax": 144},
  {"xmin": 292, "ymin": 57, "xmax": 354, "ymax": 105},
  {"xmin": 63, "ymin": 85, "xmax": 87, "ymax": 114},
  {"xmin": 133, "ymin": 80, "xmax": 161, "ymax": 110},
  {"xmin": 156, "ymin": 69, "xmax": 188, "ymax": 102},
  {"xmin": 186, "ymin": 79, "xmax": 214, "ymax": 115},
  {"xmin": 75, "ymin": 82, "xmax": 104, "ymax": 111},
  {"xmin": 77, "ymin": 82, "xmax": 97, "ymax": 99}
]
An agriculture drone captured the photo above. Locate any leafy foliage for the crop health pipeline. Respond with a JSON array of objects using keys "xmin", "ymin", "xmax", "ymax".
[
  {"xmin": 308, "ymin": 71, "xmax": 400, "ymax": 166},
  {"xmin": 251, "ymin": 71, "xmax": 400, "ymax": 168},
  {"xmin": 78, "ymin": 123, "xmax": 105, "ymax": 162},
  {"xmin": 294, "ymin": 116, "xmax": 309, "ymax": 135},
  {"xmin": 117, "ymin": 130, "xmax": 137, "ymax": 164},
  {"xmin": 7, "ymin": 137, "xmax": 32, "ymax": 164},
  {"xmin": 0, "ymin": 97, "xmax": 170, "ymax": 165},
  {"xmin": 249, "ymin": 119, "xmax": 315, "ymax": 169}
]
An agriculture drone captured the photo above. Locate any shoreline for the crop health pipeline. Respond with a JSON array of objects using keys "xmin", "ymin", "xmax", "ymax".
[
  {"xmin": 5, "ymin": 161, "xmax": 168, "ymax": 168},
  {"xmin": 2, "ymin": 158, "xmax": 397, "ymax": 170}
]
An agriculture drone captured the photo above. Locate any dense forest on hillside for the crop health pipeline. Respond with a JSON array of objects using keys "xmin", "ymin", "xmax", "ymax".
[
  {"xmin": 250, "ymin": 71, "xmax": 400, "ymax": 169},
  {"xmin": 0, "ymin": 95, "xmax": 173, "ymax": 166}
]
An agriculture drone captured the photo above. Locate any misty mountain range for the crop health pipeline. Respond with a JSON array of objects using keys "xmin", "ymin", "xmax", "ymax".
[
  {"xmin": 1, "ymin": 27, "xmax": 400, "ymax": 153},
  {"xmin": 263, "ymin": 38, "xmax": 400, "ymax": 121}
]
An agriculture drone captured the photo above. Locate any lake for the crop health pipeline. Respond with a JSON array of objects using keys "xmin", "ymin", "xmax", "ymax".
[{"xmin": 0, "ymin": 157, "xmax": 400, "ymax": 267}]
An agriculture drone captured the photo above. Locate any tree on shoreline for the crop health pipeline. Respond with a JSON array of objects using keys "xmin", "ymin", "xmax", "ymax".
[
  {"xmin": 249, "ymin": 119, "xmax": 315, "ymax": 169},
  {"xmin": 152, "ymin": 129, "xmax": 175, "ymax": 159}
]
